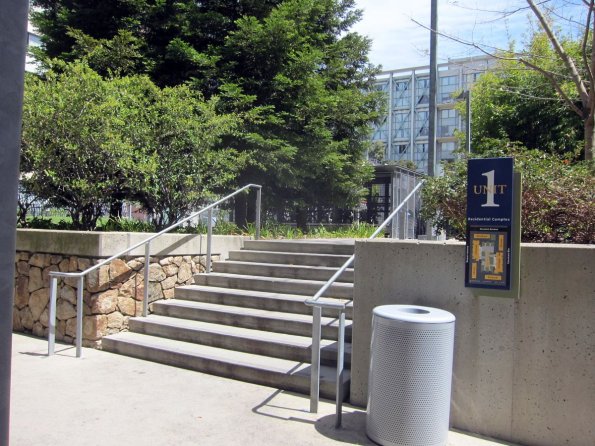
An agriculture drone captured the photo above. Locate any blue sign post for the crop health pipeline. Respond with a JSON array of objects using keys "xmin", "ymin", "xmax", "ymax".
[{"xmin": 465, "ymin": 157, "xmax": 518, "ymax": 292}]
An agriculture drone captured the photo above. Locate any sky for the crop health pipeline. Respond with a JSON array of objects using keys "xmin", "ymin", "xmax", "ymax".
[{"xmin": 352, "ymin": 0, "xmax": 587, "ymax": 70}]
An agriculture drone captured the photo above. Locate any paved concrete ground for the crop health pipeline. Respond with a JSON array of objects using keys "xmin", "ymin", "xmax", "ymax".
[{"xmin": 10, "ymin": 334, "xmax": 514, "ymax": 446}]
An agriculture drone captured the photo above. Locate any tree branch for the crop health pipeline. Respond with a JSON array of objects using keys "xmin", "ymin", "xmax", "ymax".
[
  {"xmin": 410, "ymin": 17, "xmax": 516, "ymax": 60},
  {"xmin": 582, "ymin": 0, "xmax": 594, "ymax": 87},
  {"xmin": 411, "ymin": 17, "xmax": 580, "ymax": 83},
  {"xmin": 526, "ymin": 0, "xmax": 590, "ymax": 107},
  {"xmin": 518, "ymin": 57, "xmax": 586, "ymax": 117}
]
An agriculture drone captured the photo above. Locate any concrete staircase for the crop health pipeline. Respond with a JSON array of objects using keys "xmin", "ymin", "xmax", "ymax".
[{"xmin": 103, "ymin": 239, "xmax": 354, "ymax": 400}]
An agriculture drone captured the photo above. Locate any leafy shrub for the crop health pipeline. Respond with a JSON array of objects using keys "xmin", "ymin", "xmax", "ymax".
[
  {"xmin": 421, "ymin": 145, "xmax": 594, "ymax": 244},
  {"xmin": 99, "ymin": 218, "xmax": 157, "ymax": 233}
]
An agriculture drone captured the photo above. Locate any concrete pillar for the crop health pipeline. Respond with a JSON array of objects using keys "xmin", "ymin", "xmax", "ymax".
[{"xmin": 0, "ymin": 1, "xmax": 28, "ymax": 444}]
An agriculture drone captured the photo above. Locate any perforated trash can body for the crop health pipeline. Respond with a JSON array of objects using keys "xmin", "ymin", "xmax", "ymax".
[{"xmin": 366, "ymin": 305, "xmax": 455, "ymax": 446}]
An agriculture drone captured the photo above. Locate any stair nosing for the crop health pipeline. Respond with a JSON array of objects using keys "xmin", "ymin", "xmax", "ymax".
[
  {"xmin": 193, "ymin": 272, "xmax": 354, "ymax": 289},
  {"xmin": 153, "ymin": 299, "xmax": 352, "ymax": 326},
  {"xmin": 131, "ymin": 314, "xmax": 349, "ymax": 349},
  {"xmin": 176, "ymin": 284, "xmax": 350, "ymax": 304},
  {"xmin": 104, "ymin": 332, "xmax": 347, "ymax": 378}
]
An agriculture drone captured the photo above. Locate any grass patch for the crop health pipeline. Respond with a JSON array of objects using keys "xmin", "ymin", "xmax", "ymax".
[{"xmin": 20, "ymin": 216, "xmax": 377, "ymax": 239}]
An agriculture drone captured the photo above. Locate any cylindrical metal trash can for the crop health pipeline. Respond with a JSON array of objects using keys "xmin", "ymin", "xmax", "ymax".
[{"xmin": 366, "ymin": 305, "xmax": 455, "ymax": 446}]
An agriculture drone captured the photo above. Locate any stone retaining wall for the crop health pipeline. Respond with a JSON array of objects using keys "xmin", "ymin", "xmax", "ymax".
[
  {"xmin": 13, "ymin": 251, "xmax": 217, "ymax": 348},
  {"xmin": 13, "ymin": 229, "xmax": 249, "ymax": 348}
]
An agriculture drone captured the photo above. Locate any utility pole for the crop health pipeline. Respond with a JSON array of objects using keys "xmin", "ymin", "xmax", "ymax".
[
  {"xmin": 0, "ymin": 1, "xmax": 28, "ymax": 444},
  {"xmin": 427, "ymin": 0, "xmax": 438, "ymax": 177}
]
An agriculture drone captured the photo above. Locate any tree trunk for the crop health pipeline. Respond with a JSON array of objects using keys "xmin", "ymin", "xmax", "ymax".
[
  {"xmin": 234, "ymin": 193, "xmax": 248, "ymax": 230},
  {"xmin": 585, "ymin": 111, "xmax": 595, "ymax": 161},
  {"xmin": 109, "ymin": 200, "xmax": 123, "ymax": 220},
  {"xmin": 246, "ymin": 190, "xmax": 256, "ymax": 224},
  {"xmin": 295, "ymin": 207, "xmax": 308, "ymax": 233}
]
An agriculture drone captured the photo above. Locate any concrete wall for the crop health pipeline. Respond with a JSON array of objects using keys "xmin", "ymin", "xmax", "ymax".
[
  {"xmin": 351, "ymin": 240, "xmax": 594, "ymax": 446},
  {"xmin": 16, "ymin": 229, "xmax": 250, "ymax": 258}
]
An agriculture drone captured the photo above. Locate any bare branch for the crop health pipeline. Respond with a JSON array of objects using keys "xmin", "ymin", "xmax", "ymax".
[
  {"xmin": 498, "ymin": 86, "xmax": 576, "ymax": 102},
  {"xmin": 590, "ymin": 1, "xmax": 595, "ymax": 110},
  {"xmin": 527, "ymin": 0, "xmax": 590, "ymax": 107},
  {"xmin": 518, "ymin": 57, "xmax": 586, "ymax": 117},
  {"xmin": 411, "ymin": 17, "xmax": 581, "ymax": 84},
  {"xmin": 582, "ymin": 0, "xmax": 594, "ymax": 86},
  {"xmin": 410, "ymin": 18, "xmax": 516, "ymax": 59}
]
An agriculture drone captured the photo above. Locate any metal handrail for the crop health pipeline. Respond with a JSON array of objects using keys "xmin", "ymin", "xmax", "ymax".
[
  {"xmin": 47, "ymin": 184, "xmax": 262, "ymax": 358},
  {"xmin": 305, "ymin": 179, "xmax": 425, "ymax": 425}
]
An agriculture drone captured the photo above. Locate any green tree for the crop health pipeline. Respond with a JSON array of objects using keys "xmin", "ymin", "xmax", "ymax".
[
  {"xmin": 31, "ymin": 0, "xmax": 382, "ymax": 229},
  {"xmin": 31, "ymin": 0, "xmax": 282, "ymax": 86},
  {"xmin": 215, "ymin": 0, "xmax": 381, "ymax": 228},
  {"xmin": 21, "ymin": 62, "xmax": 157, "ymax": 230},
  {"xmin": 469, "ymin": 32, "xmax": 584, "ymax": 157},
  {"xmin": 135, "ymin": 85, "xmax": 244, "ymax": 228},
  {"xmin": 21, "ymin": 62, "xmax": 243, "ymax": 230}
]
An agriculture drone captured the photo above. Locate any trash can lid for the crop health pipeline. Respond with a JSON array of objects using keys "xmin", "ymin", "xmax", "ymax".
[{"xmin": 373, "ymin": 305, "xmax": 455, "ymax": 324}]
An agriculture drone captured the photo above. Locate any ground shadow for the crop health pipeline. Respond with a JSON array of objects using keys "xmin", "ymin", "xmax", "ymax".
[
  {"xmin": 315, "ymin": 411, "xmax": 375, "ymax": 445},
  {"xmin": 252, "ymin": 389, "xmax": 317, "ymax": 425},
  {"xmin": 19, "ymin": 346, "xmax": 74, "ymax": 357},
  {"xmin": 16, "ymin": 333, "xmax": 76, "ymax": 357},
  {"xmin": 252, "ymin": 388, "xmax": 373, "ymax": 445},
  {"xmin": 252, "ymin": 389, "xmax": 374, "ymax": 444}
]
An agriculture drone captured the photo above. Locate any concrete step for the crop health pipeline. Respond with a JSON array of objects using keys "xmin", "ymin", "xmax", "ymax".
[
  {"xmin": 175, "ymin": 285, "xmax": 353, "ymax": 318},
  {"xmin": 102, "ymin": 332, "xmax": 349, "ymax": 400},
  {"xmin": 212, "ymin": 260, "xmax": 354, "ymax": 283},
  {"xmin": 193, "ymin": 272, "xmax": 353, "ymax": 299},
  {"xmin": 228, "ymin": 250, "xmax": 352, "ymax": 268},
  {"xmin": 243, "ymin": 239, "xmax": 355, "ymax": 255},
  {"xmin": 128, "ymin": 315, "xmax": 351, "ymax": 366},
  {"xmin": 152, "ymin": 300, "xmax": 352, "ymax": 341}
]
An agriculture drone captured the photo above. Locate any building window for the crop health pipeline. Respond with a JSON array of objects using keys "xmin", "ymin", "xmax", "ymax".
[
  {"xmin": 372, "ymin": 116, "xmax": 388, "ymax": 141},
  {"xmin": 439, "ymin": 141, "xmax": 457, "ymax": 161},
  {"xmin": 28, "ymin": 32, "xmax": 41, "ymax": 47},
  {"xmin": 392, "ymin": 112, "xmax": 410, "ymax": 139},
  {"xmin": 415, "ymin": 110, "xmax": 429, "ymax": 137},
  {"xmin": 414, "ymin": 143, "xmax": 428, "ymax": 171},
  {"xmin": 393, "ymin": 80, "xmax": 410, "ymax": 108},
  {"xmin": 463, "ymin": 72, "xmax": 482, "ymax": 90},
  {"xmin": 438, "ymin": 109, "xmax": 457, "ymax": 137},
  {"xmin": 388, "ymin": 143, "xmax": 409, "ymax": 161},
  {"xmin": 439, "ymin": 75, "xmax": 459, "ymax": 102},
  {"xmin": 375, "ymin": 80, "xmax": 389, "ymax": 93},
  {"xmin": 416, "ymin": 77, "xmax": 429, "ymax": 105}
]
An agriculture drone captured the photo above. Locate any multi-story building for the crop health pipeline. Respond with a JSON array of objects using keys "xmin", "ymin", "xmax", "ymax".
[
  {"xmin": 369, "ymin": 56, "xmax": 493, "ymax": 173},
  {"xmin": 26, "ymin": 20, "xmax": 41, "ymax": 72}
]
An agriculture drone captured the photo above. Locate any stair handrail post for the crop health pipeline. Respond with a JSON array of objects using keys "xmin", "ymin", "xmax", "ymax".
[
  {"xmin": 310, "ymin": 305, "xmax": 322, "ymax": 413},
  {"xmin": 48, "ymin": 276, "xmax": 58, "ymax": 356},
  {"xmin": 143, "ymin": 242, "xmax": 151, "ymax": 317},
  {"xmin": 305, "ymin": 178, "xmax": 425, "ymax": 418},
  {"xmin": 335, "ymin": 309, "xmax": 346, "ymax": 428},
  {"xmin": 76, "ymin": 276, "xmax": 84, "ymax": 358},
  {"xmin": 255, "ymin": 186, "xmax": 262, "ymax": 240},
  {"xmin": 206, "ymin": 207, "xmax": 213, "ymax": 273}
]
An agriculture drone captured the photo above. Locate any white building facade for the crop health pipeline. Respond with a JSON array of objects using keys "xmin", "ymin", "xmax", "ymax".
[{"xmin": 370, "ymin": 56, "xmax": 493, "ymax": 173}]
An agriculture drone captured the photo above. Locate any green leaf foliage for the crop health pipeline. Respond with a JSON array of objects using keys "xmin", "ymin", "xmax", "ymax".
[
  {"xmin": 421, "ymin": 143, "xmax": 595, "ymax": 244},
  {"xmin": 135, "ymin": 85, "xmax": 245, "ymax": 228},
  {"xmin": 469, "ymin": 32, "xmax": 584, "ymax": 158},
  {"xmin": 21, "ymin": 61, "xmax": 244, "ymax": 230},
  {"xmin": 31, "ymin": 0, "xmax": 383, "ymax": 228},
  {"xmin": 215, "ymin": 0, "xmax": 381, "ymax": 221},
  {"xmin": 21, "ymin": 63, "xmax": 157, "ymax": 230}
]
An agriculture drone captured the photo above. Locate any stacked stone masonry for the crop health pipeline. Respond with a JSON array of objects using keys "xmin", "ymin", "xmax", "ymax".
[{"xmin": 13, "ymin": 252, "xmax": 217, "ymax": 348}]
